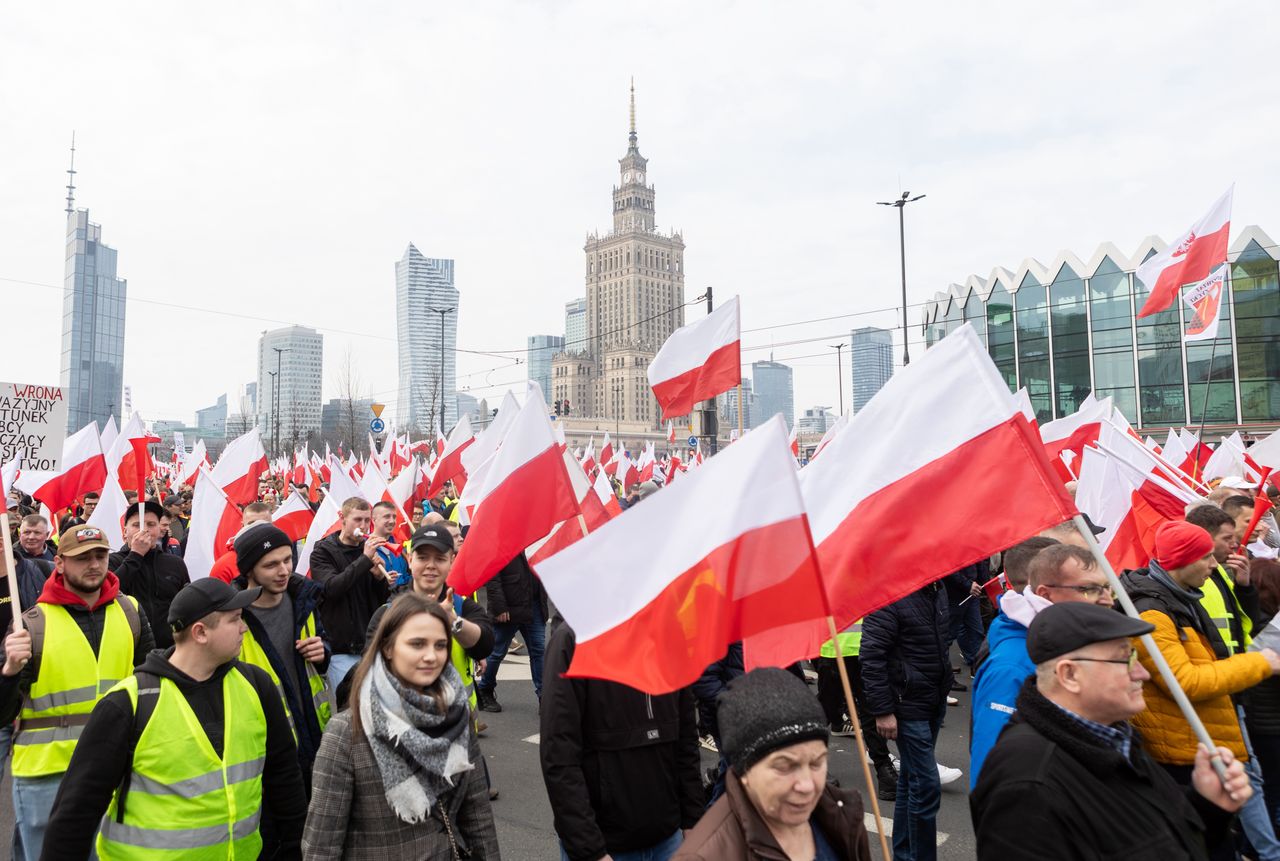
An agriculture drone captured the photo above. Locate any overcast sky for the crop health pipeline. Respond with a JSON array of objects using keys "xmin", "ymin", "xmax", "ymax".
[{"xmin": 4, "ymin": 2, "xmax": 1279, "ymax": 431}]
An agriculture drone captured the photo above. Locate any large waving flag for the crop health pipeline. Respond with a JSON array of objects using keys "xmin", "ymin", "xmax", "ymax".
[
  {"xmin": 1038, "ymin": 396, "xmax": 1112, "ymax": 482},
  {"xmin": 447, "ymin": 394, "xmax": 579, "ymax": 595},
  {"xmin": 272, "ymin": 489, "xmax": 316, "ymax": 543},
  {"xmin": 647, "ymin": 296, "xmax": 741, "ymax": 421},
  {"xmin": 526, "ymin": 450, "xmax": 612, "ymax": 567},
  {"xmin": 297, "ymin": 456, "xmax": 366, "ymax": 576},
  {"xmin": 427, "ymin": 415, "xmax": 475, "ymax": 499},
  {"xmin": 19, "ymin": 423, "xmax": 107, "ymax": 515},
  {"xmin": 536, "ymin": 416, "xmax": 826, "ymax": 693},
  {"xmin": 1137, "ymin": 187, "xmax": 1233, "ymax": 318},
  {"xmin": 750, "ymin": 325, "xmax": 1077, "ymax": 668},
  {"xmin": 183, "ymin": 429, "xmax": 268, "ymax": 580}
]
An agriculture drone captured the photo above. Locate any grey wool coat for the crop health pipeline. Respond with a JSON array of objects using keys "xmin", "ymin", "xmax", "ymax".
[{"xmin": 301, "ymin": 710, "xmax": 501, "ymax": 861}]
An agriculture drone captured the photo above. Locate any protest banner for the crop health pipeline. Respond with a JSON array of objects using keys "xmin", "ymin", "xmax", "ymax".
[{"xmin": 0, "ymin": 381, "xmax": 69, "ymax": 471}]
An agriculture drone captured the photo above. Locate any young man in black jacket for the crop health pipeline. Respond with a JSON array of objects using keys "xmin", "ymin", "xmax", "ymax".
[
  {"xmin": 541, "ymin": 616, "xmax": 703, "ymax": 861},
  {"xmin": 309, "ymin": 497, "xmax": 391, "ymax": 690},
  {"xmin": 41, "ymin": 578, "xmax": 307, "ymax": 860},
  {"xmin": 110, "ymin": 499, "xmax": 191, "ymax": 649},
  {"xmin": 861, "ymin": 581, "xmax": 951, "ymax": 861},
  {"xmin": 972, "ymin": 601, "xmax": 1250, "ymax": 861},
  {"xmin": 476, "ymin": 552, "xmax": 547, "ymax": 712}
]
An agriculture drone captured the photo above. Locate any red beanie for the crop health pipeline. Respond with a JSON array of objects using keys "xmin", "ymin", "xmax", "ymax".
[{"xmin": 1154, "ymin": 520, "xmax": 1215, "ymax": 570}]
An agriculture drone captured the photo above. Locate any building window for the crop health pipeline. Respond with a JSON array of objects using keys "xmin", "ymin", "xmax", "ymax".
[
  {"xmin": 1135, "ymin": 248, "xmax": 1187, "ymax": 427},
  {"xmin": 1232, "ymin": 241, "xmax": 1280, "ymax": 422},
  {"xmin": 1088, "ymin": 258, "xmax": 1137, "ymax": 423},
  {"xmin": 1015, "ymin": 274, "xmax": 1052, "ymax": 423},
  {"xmin": 986, "ymin": 283, "xmax": 1016, "ymax": 390},
  {"xmin": 1049, "ymin": 264, "xmax": 1090, "ymax": 419}
]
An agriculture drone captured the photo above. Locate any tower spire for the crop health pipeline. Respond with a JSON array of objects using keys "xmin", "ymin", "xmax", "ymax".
[
  {"xmin": 628, "ymin": 77, "xmax": 637, "ymax": 146},
  {"xmin": 65, "ymin": 131, "xmax": 77, "ymax": 215}
]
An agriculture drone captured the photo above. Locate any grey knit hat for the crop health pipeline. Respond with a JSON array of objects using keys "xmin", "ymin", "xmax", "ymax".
[{"xmin": 718, "ymin": 667, "xmax": 829, "ymax": 774}]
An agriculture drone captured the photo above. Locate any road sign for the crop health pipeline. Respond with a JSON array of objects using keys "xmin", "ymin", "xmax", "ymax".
[
  {"xmin": 370, "ymin": 418, "xmax": 386, "ymax": 434},
  {"xmin": 687, "ymin": 435, "xmax": 698, "ymax": 448},
  {"xmin": 370, "ymin": 403, "xmax": 386, "ymax": 419}
]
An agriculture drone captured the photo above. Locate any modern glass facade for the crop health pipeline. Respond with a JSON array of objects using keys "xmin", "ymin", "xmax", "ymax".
[
  {"xmin": 61, "ymin": 210, "xmax": 127, "ymax": 432},
  {"xmin": 922, "ymin": 227, "xmax": 1280, "ymax": 431},
  {"xmin": 850, "ymin": 327, "xmax": 893, "ymax": 413},
  {"xmin": 527, "ymin": 335, "xmax": 564, "ymax": 401},
  {"xmin": 396, "ymin": 245, "xmax": 459, "ymax": 435},
  {"xmin": 751, "ymin": 359, "xmax": 795, "ymax": 430},
  {"xmin": 564, "ymin": 298, "xmax": 588, "ymax": 354}
]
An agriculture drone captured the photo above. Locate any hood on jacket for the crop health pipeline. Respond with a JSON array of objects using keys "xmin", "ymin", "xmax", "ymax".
[
  {"xmin": 38, "ymin": 569, "xmax": 121, "ymax": 610},
  {"xmin": 985, "ymin": 608, "xmax": 1031, "ymax": 655},
  {"xmin": 137, "ymin": 646, "xmax": 237, "ymax": 688},
  {"xmin": 998, "ymin": 588, "xmax": 1053, "ymax": 629}
]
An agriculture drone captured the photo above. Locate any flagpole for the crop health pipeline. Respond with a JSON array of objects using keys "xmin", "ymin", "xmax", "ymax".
[
  {"xmin": 1071, "ymin": 514, "xmax": 1230, "ymax": 784},
  {"xmin": 826, "ymin": 615, "xmax": 892, "ymax": 861},
  {"xmin": 1191, "ymin": 329, "xmax": 1222, "ymax": 482},
  {"xmin": 0, "ymin": 511, "xmax": 24, "ymax": 632}
]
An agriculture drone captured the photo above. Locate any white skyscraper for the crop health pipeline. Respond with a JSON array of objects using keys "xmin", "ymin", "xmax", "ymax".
[
  {"xmin": 396, "ymin": 245, "xmax": 459, "ymax": 435},
  {"xmin": 257, "ymin": 326, "xmax": 323, "ymax": 451}
]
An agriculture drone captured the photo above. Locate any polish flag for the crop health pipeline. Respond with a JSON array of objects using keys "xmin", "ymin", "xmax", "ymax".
[
  {"xmin": 1252, "ymin": 428, "xmax": 1280, "ymax": 471},
  {"xmin": 414, "ymin": 458, "xmax": 434, "ymax": 505},
  {"xmin": 666, "ymin": 421, "xmax": 676, "ymax": 445},
  {"xmin": 536, "ymin": 416, "xmax": 827, "ymax": 693},
  {"xmin": 272, "ymin": 489, "xmax": 316, "ymax": 543},
  {"xmin": 599, "ymin": 431, "xmax": 614, "ymax": 470},
  {"xmin": 1184, "ymin": 264, "xmax": 1228, "ymax": 343},
  {"xmin": 446, "ymin": 395, "xmax": 580, "ymax": 595},
  {"xmin": 183, "ymin": 429, "xmax": 269, "ymax": 580},
  {"xmin": 527, "ymin": 451, "xmax": 612, "ymax": 566},
  {"xmin": 580, "ymin": 440, "xmax": 597, "ymax": 476},
  {"xmin": 811, "ymin": 413, "xmax": 847, "ymax": 461},
  {"xmin": 1137, "ymin": 187, "xmax": 1233, "ymax": 318},
  {"xmin": 1039, "ymin": 397, "xmax": 1112, "ymax": 484},
  {"xmin": 176, "ymin": 439, "xmax": 209, "ymax": 490},
  {"xmin": 636, "ymin": 444, "xmax": 656, "ymax": 483},
  {"xmin": 296, "ymin": 456, "xmax": 367, "ymax": 576},
  {"xmin": 750, "ymin": 325, "xmax": 1077, "ymax": 667},
  {"xmin": 648, "ymin": 296, "xmax": 741, "ymax": 421},
  {"xmin": 1012, "ymin": 388, "xmax": 1039, "ymax": 430},
  {"xmin": 427, "ymin": 415, "xmax": 474, "ymax": 499},
  {"xmin": 788, "ymin": 424, "xmax": 799, "ymax": 460},
  {"xmin": 21, "ymin": 423, "xmax": 108, "ymax": 515},
  {"xmin": 594, "ymin": 470, "xmax": 623, "ymax": 518},
  {"xmin": 105, "ymin": 414, "xmax": 157, "ymax": 496},
  {"xmin": 436, "ymin": 432, "xmax": 448, "ymax": 458},
  {"xmin": 292, "ymin": 448, "xmax": 310, "ymax": 487},
  {"xmin": 614, "ymin": 450, "xmax": 639, "ymax": 489}
]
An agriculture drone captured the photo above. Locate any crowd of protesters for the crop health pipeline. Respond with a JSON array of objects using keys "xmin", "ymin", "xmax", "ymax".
[{"xmin": 3, "ymin": 451, "xmax": 1280, "ymax": 861}]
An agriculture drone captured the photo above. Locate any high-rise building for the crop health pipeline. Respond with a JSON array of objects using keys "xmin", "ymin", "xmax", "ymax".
[
  {"xmin": 61, "ymin": 144, "xmax": 127, "ymax": 432},
  {"xmin": 564, "ymin": 298, "xmax": 587, "ymax": 354},
  {"xmin": 719, "ymin": 377, "xmax": 753, "ymax": 431},
  {"xmin": 257, "ymin": 326, "xmax": 323, "ymax": 451},
  {"xmin": 456, "ymin": 392, "xmax": 480, "ymax": 425},
  {"xmin": 551, "ymin": 83, "xmax": 686, "ymax": 428},
  {"xmin": 195, "ymin": 394, "xmax": 228, "ymax": 440},
  {"xmin": 850, "ymin": 327, "xmax": 893, "ymax": 413},
  {"xmin": 527, "ymin": 335, "xmax": 564, "ymax": 400},
  {"xmin": 797, "ymin": 406, "xmax": 834, "ymax": 436},
  {"xmin": 396, "ymin": 246, "xmax": 459, "ymax": 435},
  {"xmin": 751, "ymin": 359, "xmax": 794, "ymax": 429},
  {"xmin": 320, "ymin": 396, "xmax": 375, "ymax": 440}
]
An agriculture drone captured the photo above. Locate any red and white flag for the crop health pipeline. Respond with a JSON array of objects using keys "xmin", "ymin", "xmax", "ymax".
[
  {"xmin": 535, "ymin": 416, "xmax": 827, "ymax": 693},
  {"xmin": 297, "ymin": 456, "xmax": 367, "ymax": 577},
  {"xmin": 1252, "ymin": 428, "xmax": 1280, "ymax": 472},
  {"xmin": 447, "ymin": 395, "xmax": 580, "ymax": 595},
  {"xmin": 1183, "ymin": 263, "xmax": 1228, "ymax": 343},
  {"xmin": 788, "ymin": 423, "xmax": 799, "ymax": 460},
  {"xmin": 176, "ymin": 439, "xmax": 209, "ymax": 490},
  {"xmin": 292, "ymin": 448, "xmax": 310, "ymax": 487},
  {"xmin": 427, "ymin": 415, "xmax": 474, "ymax": 499},
  {"xmin": 599, "ymin": 431, "xmax": 614, "ymax": 470},
  {"xmin": 666, "ymin": 421, "xmax": 676, "ymax": 445},
  {"xmin": 104, "ymin": 414, "xmax": 159, "ymax": 497},
  {"xmin": 526, "ymin": 451, "xmax": 613, "ymax": 566},
  {"xmin": 1137, "ymin": 187, "xmax": 1233, "ymax": 318},
  {"xmin": 647, "ymin": 296, "xmax": 741, "ymax": 421},
  {"xmin": 811, "ymin": 413, "xmax": 847, "ymax": 461},
  {"xmin": 1039, "ymin": 396, "xmax": 1112, "ymax": 484},
  {"xmin": 19, "ymin": 423, "xmax": 107, "ymax": 515},
  {"xmin": 593, "ymin": 470, "xmax": 623, "ymax": 518},
  {"xmin": 183, "ymin": 429, "xmax": 269, "ymax": 580},
  {"xmin": 750, "ymin": 324, "xmax": 1077, "ymax": 668},
  {"xmin": 272, "ymin": 489, "xmax": 316, "ymax": 543},
  {"xmin": 580, "ymin": 440, "xmax": 597, "ymax": 476}
]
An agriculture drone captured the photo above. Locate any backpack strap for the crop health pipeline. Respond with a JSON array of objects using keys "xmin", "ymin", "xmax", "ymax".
[
  {"xmin": 114, "ymin": 595, "xmax": 142, "ymax": 650},
  {"xmin": 115, "ymin": 670, "xmax": 161, "ymax": 823},
  {"xmin": 21, "ymin": 606, "xmax": 45, "ymax": 680}
]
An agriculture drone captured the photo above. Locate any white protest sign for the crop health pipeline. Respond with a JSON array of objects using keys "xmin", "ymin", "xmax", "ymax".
[{"xmin": 0, "ymin": 382, "xmax": 69, "ymax": 471}]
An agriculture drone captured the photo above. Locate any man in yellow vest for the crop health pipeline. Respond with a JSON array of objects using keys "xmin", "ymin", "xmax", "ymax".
[
  {"xmin": 231, "ymin": 522, "xmax": 331, "ymax": 787},
  {"xmin": 1187, "ymin": 503, "xmax": 1258, "ymax": 656},
  {"xmin": 41, "ymin": 577, "xmax": 307, "ymax": 860},
  {"xmin": 0, "ymin": 523, "xmax": 152, "ymax": 861}
]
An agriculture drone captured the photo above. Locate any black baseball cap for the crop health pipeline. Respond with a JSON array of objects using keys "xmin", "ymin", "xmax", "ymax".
[
  {"xmin": 410, "ymin": 525, "xmax": 455, "ymax": 555},
  {"xmin": 124, "ymin": 500, "xmax": 166, "ymax": 525},
  {"xmin": 1026, "ymin": 602, "xmax": 1154, "ymax": 664},
  {"xmin": 169, "ymin": 579, "xmax": 261, "ymax": 632}
]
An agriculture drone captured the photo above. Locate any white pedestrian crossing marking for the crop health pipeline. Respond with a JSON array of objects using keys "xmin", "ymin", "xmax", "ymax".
[{"xmin": 864, "ymin": 813, "xmax": 949, "ymax": 846}]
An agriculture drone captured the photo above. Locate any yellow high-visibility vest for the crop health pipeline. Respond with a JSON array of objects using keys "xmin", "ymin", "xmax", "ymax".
[
  {"xmin": 97, "ymin": 666, "xmax": 267, "ymax": 860},
  {"xmin": 239, "ymin": 611, "xmax": 331, "ymax": 737},
  {"xmin": 819, "ymin": 619, "xmax": 864, "ymax": 659}
]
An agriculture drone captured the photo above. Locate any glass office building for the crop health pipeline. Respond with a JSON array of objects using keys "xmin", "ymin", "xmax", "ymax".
[
  {"xmin": 61, "ymin": 209, "xmax": 127, "ymax": 432},
  {"xmin": 921, "ymin": 226, "xmax": 1280, "ymax": 431}
]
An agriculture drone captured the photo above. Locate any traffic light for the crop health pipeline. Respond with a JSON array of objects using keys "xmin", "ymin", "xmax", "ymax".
[
  {"xmin": 554, "ymin": 400, "xmax": 562, "ymax": 416},
  {"xmin": 563, "ymin": 400, "xmax": 571, "ymax": 415}
]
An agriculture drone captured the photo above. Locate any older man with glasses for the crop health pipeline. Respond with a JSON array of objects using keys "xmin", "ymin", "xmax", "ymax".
[
  {"xmin": 972, "ymin": 601, "xmax": 1253, "ymax": 860},
  {"xmin": 970, "ymin": 541, "xmax": 1116, "ymax": 787}
]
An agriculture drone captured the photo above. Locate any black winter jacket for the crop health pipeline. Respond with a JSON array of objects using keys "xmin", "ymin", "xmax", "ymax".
[
  {"xmin": 309, "ymin": 532, "xmax": 390, "ymax": 654},
  {"xmin": 860, "ymin": 582, "xmax": 951, "ymax": 720},
  {"xmin": 41, "ymin": 650, "xmax": 307, "ymax": 861},
  {"xmin": 233, "ymin": 572, "xmax": 332, "ymax": 782},
  {"xmin": 109, "ymin": 545, "xmax": 190, "ymax": 649},
  {"xmin": 484, "ymin": 553, "xmax": 547, "ymax": 626},
  {"xmin": 971, "ymin": 678, "xmax": 1229, "ymax": 861},
  {"xmin": 540, "ymin": 618, "xmax": 703, "ymax": 861},
  {"xmin": 691, "ymin": 642, "xmax": 743, "ymax": 745}
]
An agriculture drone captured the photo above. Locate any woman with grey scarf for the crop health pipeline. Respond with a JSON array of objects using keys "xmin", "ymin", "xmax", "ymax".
[{"xmin": 302, "ymin": 593, "xmax": 501, "ymax": 860}]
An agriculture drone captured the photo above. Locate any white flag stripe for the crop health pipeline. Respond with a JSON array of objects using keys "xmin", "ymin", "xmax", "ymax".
[
  {"xmin": 646, "ymin": 296, "xmax": 740, "ymax": 385},
  {"xmin": 536, "ymin": 416, "xmax": 805, "ymax": 644},
  {"xmin": 800, "ymin": 325, "xmax": 1018, "ymax": 544}
]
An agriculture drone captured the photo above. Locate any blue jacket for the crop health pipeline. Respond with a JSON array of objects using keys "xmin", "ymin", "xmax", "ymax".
[{"xmin": 969, "ymin": 609, "xmax": 1034, "ymax": 788}]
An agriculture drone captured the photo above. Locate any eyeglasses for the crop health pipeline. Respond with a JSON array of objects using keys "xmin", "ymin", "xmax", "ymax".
[
  {"xmin": 1042, "ymin": 583, "xmax": 1113, "ymax": 600},
  {"xmin": 1067, "ymin": 650, "xmax": 1140, "ymax": 671}
]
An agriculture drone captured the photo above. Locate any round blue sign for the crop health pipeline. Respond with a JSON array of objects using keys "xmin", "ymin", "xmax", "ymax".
[
  {"xmin": 370, "ymin": 418, "xmax": 386, "ymax": 434},
  {"xmin": 687, "ymin": 435, "xmax": 698, "ymax": 447}
]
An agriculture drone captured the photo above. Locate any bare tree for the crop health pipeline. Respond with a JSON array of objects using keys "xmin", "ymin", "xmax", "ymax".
[{"xmin": 334, "ymin": 345, "xmax": 369, "ymax": 457}]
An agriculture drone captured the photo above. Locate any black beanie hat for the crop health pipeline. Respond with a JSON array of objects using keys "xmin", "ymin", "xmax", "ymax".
[
  {"xmin": 234, "ymin": 522, "xmax": 293, "ymax": 575},
  {"xmin": 718, "ymin": 667, "xmax": 829, "ymax": 774}
]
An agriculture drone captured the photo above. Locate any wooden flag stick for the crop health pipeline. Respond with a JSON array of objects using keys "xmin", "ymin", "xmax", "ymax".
[
  {"xmin": 0, "ymin": 510, "xmax": 23, "ymax": 632},
  {"xmin": 827, "ymin": 615, "xmax": 891, "ymax": 861}
]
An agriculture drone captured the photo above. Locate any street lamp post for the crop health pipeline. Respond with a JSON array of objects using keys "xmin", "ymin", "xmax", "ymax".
[
  {"xmin": 877, "ymin": 191, "xmax": 926, "ymax": 366},
  {"xmin": 272, "ymin": 346, "xmax": 290, "ymax": 455},
  {"xmin": 829, "ymin": 343, "xmax": 846, "ymax": 415},
  {"xmin": 428, "ymin": 307, "xmax": 455, "ymax": 436},
  {"xmin": 266, "ymin": 371, "xmax": 277, "ymax": 450}
]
